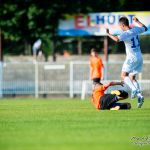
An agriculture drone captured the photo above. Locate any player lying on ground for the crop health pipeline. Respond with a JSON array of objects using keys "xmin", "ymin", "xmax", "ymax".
[
  {"xmin": 106, "ymin": 16, "xmax": 148, "ymax": 108},
  {"xmin": 91, "ymin": 81, "xmax": 131, "ymax": 110}
]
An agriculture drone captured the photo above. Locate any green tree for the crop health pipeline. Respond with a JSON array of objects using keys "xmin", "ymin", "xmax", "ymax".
[{"xmin": 0, "ymin": 0, "xmax": 149, "ymax": 58}]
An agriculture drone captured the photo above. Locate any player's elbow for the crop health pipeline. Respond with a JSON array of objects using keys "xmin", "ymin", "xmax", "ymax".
[
  {"xmin": 115, "ymin": 38, "xmax": 120, "ymax": 42},
  {"xmin": 144, "ymin": 26, "xmax": 148, "ymax": 31},
  {"xmin": 113, "ymin": 37, "xmax": 119, "ymax": 42}
]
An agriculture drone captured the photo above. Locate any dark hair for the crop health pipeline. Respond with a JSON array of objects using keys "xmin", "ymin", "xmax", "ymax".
[{"xmin": 119, "ymin": 17, "xmax": 129, "ymax": 26}]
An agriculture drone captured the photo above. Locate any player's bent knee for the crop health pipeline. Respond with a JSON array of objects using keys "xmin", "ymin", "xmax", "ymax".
[
  {"xmin": 121, "ymin": 72, "xmax": 129, "ymax": 80},
  {"xmin": 112, "ymin": 90, "xmax": 128, "ymax": 99},
  {"xmin": 111, "ymin": 90, "xmax": 120, "ymax": 96},
  {"xmin": 123, "ymin": 91, "xmax": 129, "ymax": 99},
  {"xmin": 119, "ymin": 90, "xmax": 129, "ymax": 99}
]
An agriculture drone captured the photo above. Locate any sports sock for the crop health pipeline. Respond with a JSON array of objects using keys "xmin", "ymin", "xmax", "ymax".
[
  {"xmin": 133, "ymin": 80, "xmax": 141, "ymax": 92},
  {"xmin": 133, "ymin": 80, "xmax": 143, "ymax": 98},
  {"xmin": 124, "ymin": 76, "xmax": 136, "ymax": 91},
  {"xmin": 137, "ymin": 92, "xmax": 143, "ymax": 98}
]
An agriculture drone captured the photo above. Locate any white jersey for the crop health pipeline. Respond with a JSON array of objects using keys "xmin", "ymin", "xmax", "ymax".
[{"xmin": 118, "ymin": 26, "xmax": 145, "ymax": 59}]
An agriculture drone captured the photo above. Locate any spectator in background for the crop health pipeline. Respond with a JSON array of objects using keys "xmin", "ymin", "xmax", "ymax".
[
  {"xmin": 63, "ymin": 50, "xmax": 70, "ymax": 58},
  {"xmin": 89, "ymin": 48, "xmax": 104, "ymax": 86},
  {"xmin": 32, "ymin": 39, "xmax": 42, "ymax": 60}
]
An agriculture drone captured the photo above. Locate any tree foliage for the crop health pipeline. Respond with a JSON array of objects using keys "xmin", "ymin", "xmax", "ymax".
[{"xmin": 0, "ymin": 0, "xmax": 149, "ymax": 55}]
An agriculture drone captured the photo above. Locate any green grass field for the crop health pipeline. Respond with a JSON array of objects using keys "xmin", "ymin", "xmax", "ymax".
[{"xmin": 0, "ymin": 98, "xmax": 150, "ymax": 150}]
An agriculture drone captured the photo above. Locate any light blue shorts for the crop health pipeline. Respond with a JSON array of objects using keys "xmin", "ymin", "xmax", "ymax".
[{"xmin": 122, "ymin": 57, "xmax": 143, "ymax": 75}]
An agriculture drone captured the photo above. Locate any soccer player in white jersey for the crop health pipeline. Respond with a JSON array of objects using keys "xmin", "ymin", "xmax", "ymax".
[{"xmin": 106, "ymin": 16, "xmax": 147, "ymax": 108}]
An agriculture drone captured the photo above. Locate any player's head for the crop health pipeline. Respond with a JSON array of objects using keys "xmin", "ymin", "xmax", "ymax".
[
  {"xmin": 93, "ymin": 82, "xmax": 103, "ymax": 90},
  {"xmin": 91, "ymin": 48, "xmax": 98, "ymax": 56},
  {"xmin": 119, "ymin": 17, "xmax": 129, "ymax": 31}
]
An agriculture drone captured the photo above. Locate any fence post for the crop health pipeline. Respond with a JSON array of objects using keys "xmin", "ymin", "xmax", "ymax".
[
  {"xmin": 104, "ymin": 61, "xmax": 108, "ymax": 80},
  {"xmin": 35, "ymin": 61, "xmax": 39, "ymax": 98},
  {"xmin": 0, "ymin": 62, "xmax": 2, "ymax": 98},
  {"xmin": 138, "ymin": 73, "xmax": 142, "ymax": 81},
  {"xmin": 138, "ymin": 73, "xmax": 142, "ymax": 91},
  {"xmin": 81, "ymin": 80, "xmax": 86, "ymax": 100},
  {"xmin": 69, "ymin": 61, "xmax": 74, "ymax": 98}
]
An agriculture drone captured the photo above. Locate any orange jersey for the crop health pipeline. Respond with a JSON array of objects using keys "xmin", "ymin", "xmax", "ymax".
[
  {"xmin": 91, "ymin": 84, "xmax": 108, "ymax": 109},
  {"xmin": 90, "ymin": 56, "xmax": 104, "ymax": 79}
]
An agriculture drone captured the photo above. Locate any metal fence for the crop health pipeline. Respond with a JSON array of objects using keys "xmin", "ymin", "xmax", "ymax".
[{"xmin": 0, "ymin": 61, "xmax": 150, "ymax": 98}]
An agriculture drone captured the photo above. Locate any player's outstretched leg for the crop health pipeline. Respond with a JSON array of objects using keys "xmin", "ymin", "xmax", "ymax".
[{"xmin": 110, "ymin": 102, "xmax": 131, "ymax": 110}]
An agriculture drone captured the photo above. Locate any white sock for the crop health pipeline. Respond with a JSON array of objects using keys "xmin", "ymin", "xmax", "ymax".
[
  {"xmin": 133, "ymin": 80, "xmax": 143, "ymax": 98},
  {"xmin": 137, "ymin": 92, "xmax": 143, "ymax": 98},
  {"xmin": 124, "ymin": 76, "xmax": 136, "ymax": 91},
  {"xmin": 133, "ymin": 80, "xmax": 141, "ymax": 92}
]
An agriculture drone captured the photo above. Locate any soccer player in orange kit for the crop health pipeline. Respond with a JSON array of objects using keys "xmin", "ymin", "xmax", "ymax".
[
  {"xmin": 90, "ymin": 48, "xmax": 104, "ymax": 85},
  {"xmin": 91, "ymin": 81, "xmax": 131, "ymax": 110}
]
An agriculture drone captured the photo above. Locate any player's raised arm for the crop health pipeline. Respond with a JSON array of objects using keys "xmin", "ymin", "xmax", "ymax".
[
  {"xmin": 109, "ymin": 81, "xmax": 124, "ymax": 86},
  {"xmin": 106, "ymin": 28, "xmax": 119, "ymax": 42},
  {"xmin": 133, "ymin": 16, "xmax": 148, "ymax": 31},
  {"xmin": 103, "ymin": 81, "xmax": 123, "ymax": 89}
]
